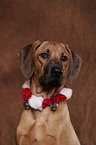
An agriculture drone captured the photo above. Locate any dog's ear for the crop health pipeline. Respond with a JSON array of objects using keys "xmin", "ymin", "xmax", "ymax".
[
  {"xmin": 17, "ymin": 40, "xmax": 42, "ymax": 78},
  {"xmin": 67, "ymin": 50, "xmax": 82, "ymax": 83}
]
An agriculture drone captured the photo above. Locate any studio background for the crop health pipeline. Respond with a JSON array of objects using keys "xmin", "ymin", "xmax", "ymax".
[{"xmin": 0, "ymin": 0, "xmax": 96, "ymax": 145}]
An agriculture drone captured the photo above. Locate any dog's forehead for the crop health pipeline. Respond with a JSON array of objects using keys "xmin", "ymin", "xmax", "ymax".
[{"xmin": 35, "ymin": 41, "xmax": 68, "ymax": 54}]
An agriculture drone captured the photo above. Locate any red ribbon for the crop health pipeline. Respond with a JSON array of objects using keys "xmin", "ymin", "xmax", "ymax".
[
  {"xmin": 22, "ymin": 88, "xmax": 31, "ymax": 101},
  {"xmin": 42, "ymin": 94, "xmax": 67, "ymax": 108}
]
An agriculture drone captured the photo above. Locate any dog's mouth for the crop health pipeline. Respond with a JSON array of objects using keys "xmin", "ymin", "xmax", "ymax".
[{"xmin": 39, "ymin": 74, "xmax": 63, "ymax": 89}]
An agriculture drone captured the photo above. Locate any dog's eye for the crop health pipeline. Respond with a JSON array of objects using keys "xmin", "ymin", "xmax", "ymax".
[
  {"xmin": 62, "ymin": 54, "xmax": 68, "ymax": 62},
  {"xmin": 39, "ymin": 53, "xmax": 48, "ymax": 59}
]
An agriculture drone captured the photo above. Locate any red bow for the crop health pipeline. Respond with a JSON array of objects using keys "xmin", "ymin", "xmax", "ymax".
[
  {"xmin": 22, "ymin": 88, "xmax": 31, "ymax": 101},
  {"xmin": 42, "ymin": 94, "xmax": 67, "ymax": 108}
]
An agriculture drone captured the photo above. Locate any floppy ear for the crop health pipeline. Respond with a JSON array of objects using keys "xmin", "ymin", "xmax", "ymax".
[
  {"xmin": 17, "ymin": 40, "xmax": 42, "ymax": 78},
  {"xmin": 67, "ymin": 50, "xmax": 82, "ymax": 83}
]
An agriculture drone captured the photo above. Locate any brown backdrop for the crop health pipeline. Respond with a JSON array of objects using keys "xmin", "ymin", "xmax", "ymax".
[{"xmin": 0, "ymin": 0, "xmax": 96, "ymax": 145}]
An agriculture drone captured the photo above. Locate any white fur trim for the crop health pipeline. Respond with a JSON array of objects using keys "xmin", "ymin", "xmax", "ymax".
[
  {"xmin": 22, "ymin": 80, "xmax": 30, "ymax": 89},
  {"xmin": 28, "ymin": 95, "xmax": 44, "ymax": 111},
  {"xmin": 59, "ymin": 88, "xmax": 72, "ymax": 100}
]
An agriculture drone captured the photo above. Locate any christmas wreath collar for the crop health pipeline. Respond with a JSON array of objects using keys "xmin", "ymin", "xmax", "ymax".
[{"xmin": 22, "ymin": 80, "xmax": 72, "ymax": 111}]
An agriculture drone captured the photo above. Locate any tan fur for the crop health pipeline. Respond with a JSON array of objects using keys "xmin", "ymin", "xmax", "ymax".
[{"xmin": 16, "ymin": 41, "xmax": 81, "ymax": 145}]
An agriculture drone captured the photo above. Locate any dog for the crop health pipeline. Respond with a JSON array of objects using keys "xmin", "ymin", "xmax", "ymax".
[{"xmin": 16, "ymin": 40, "xmax": 82, "ymax": 145}]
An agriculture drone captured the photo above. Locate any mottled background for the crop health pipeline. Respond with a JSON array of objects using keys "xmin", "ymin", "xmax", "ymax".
[{"xmin": 0, "ymin": 0, "xmax": 96, "ymax": 145}]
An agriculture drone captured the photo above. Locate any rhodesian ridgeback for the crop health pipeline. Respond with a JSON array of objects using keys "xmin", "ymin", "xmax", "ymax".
[{"xmin": 16, "ymin": 40, "xmax": 82, "ymax": 145}]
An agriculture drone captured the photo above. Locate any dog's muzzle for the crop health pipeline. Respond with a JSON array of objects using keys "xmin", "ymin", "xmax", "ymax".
[
  {"xmin": 39, "ymin": 63, "xmax": 63, "ymax": 88},
  {"xmin": 51, "ymin": 66, "xmax": 63, "ymax": 78}
]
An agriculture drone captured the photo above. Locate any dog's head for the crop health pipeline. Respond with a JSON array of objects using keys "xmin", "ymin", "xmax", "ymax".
[{"xmin": 18, "ymin": 40, "xmax": 82, "ymax": 89}]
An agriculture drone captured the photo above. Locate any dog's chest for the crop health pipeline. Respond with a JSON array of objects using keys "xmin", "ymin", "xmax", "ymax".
[{"xmin": 30, "ymin": 102, "xmax": 70, "ymax": 142}]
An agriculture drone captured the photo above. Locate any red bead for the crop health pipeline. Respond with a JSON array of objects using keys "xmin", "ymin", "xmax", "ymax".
[{"xmin": 22, "ymin": 88, "xmax": 31, "ymax": 101}]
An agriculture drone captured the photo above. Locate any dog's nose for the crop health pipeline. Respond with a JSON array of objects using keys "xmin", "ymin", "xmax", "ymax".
[{"xmin": 51, "ymin": 66, "xmax": 63, "ymax": 77}]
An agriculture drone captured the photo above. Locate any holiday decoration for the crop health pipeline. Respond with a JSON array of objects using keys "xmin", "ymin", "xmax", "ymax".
[{"xmin": 22, "ymin": 80, "xmax": 72, "ymax": 111}]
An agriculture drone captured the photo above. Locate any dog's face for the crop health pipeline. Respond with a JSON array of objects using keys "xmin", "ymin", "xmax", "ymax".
[
  {"xmin": 33, "ymin": 41, "xmax": 71, "ymax": 88},
  {"xmin": 18, "ymin": 40, "xmax": 82, "ymax": 89}
]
